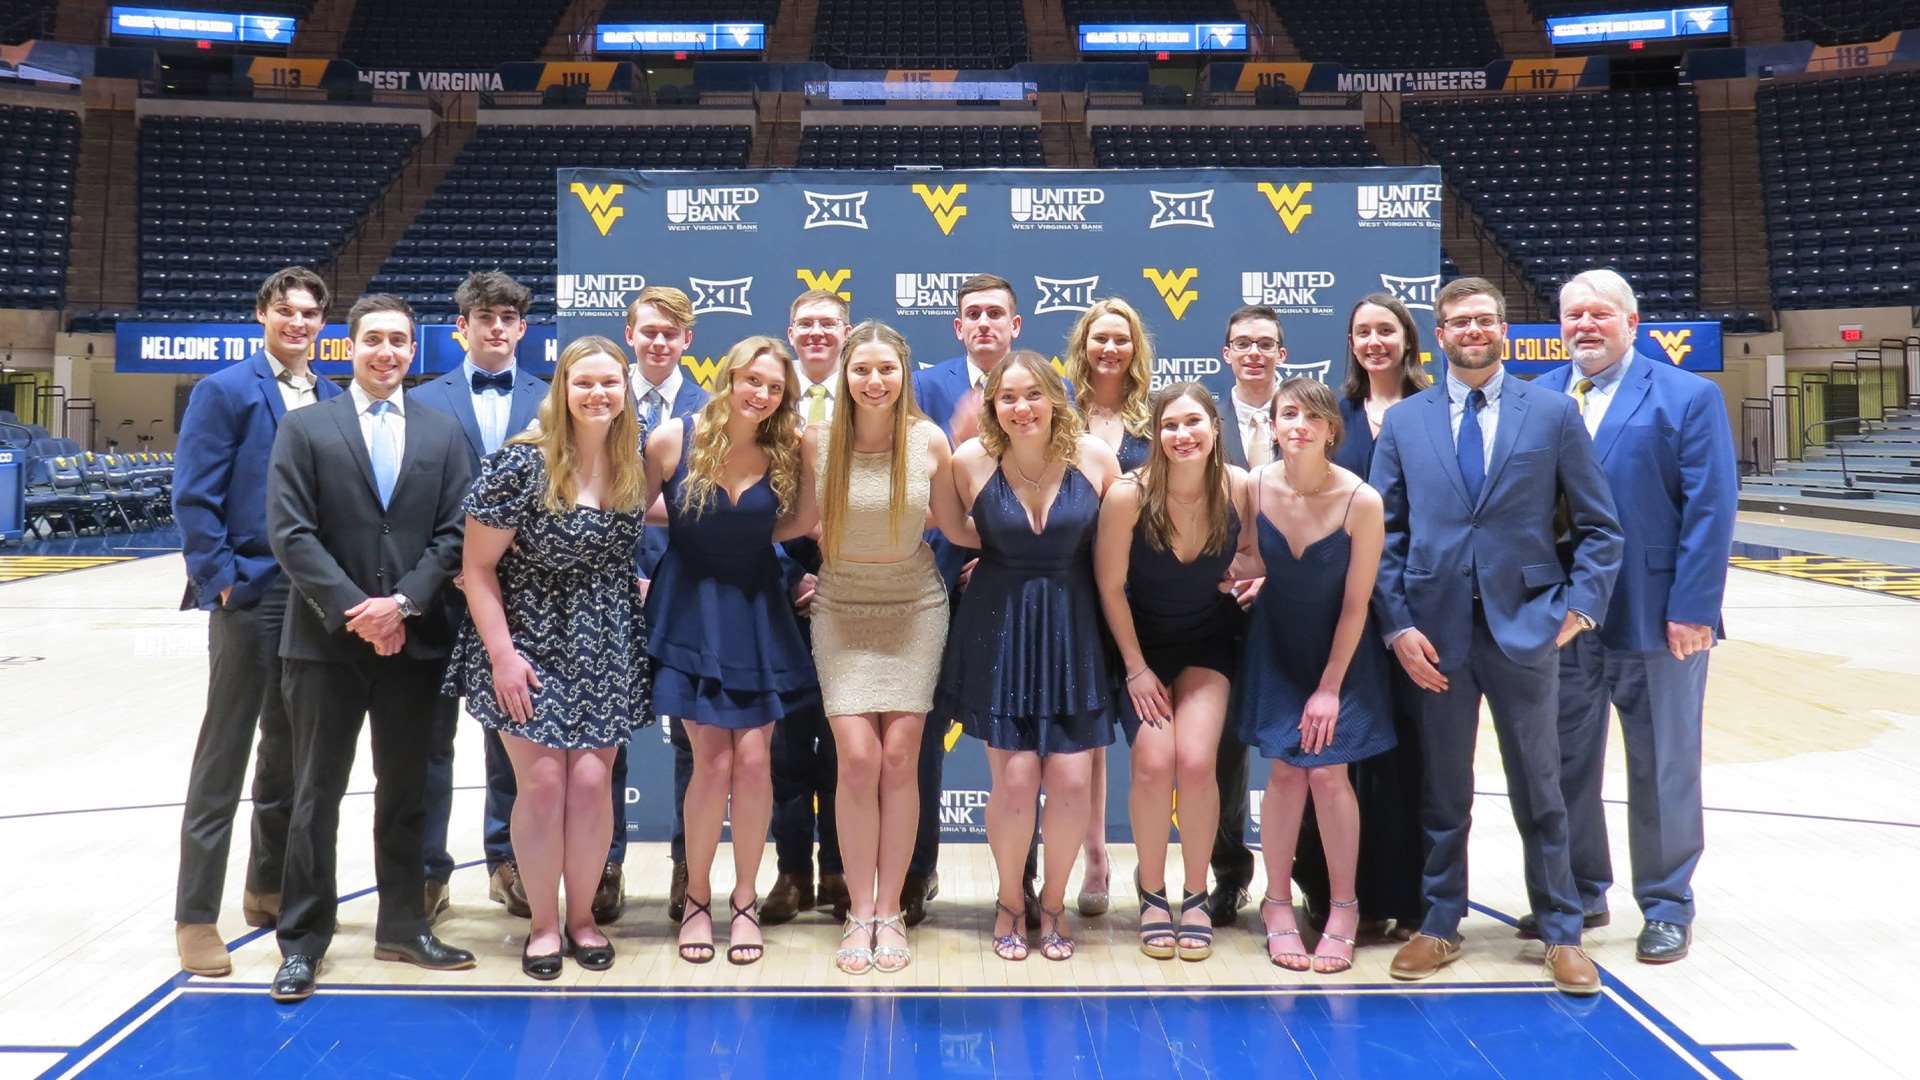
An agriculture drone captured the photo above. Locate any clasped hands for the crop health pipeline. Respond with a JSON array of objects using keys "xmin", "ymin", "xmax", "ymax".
[{"xmin": 343, "ymin": 595, "xmax": 406, "ymax": 656}]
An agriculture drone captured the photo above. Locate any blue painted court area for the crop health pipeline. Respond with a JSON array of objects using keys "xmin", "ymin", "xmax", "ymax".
[{"xmin": 78, "ymin": 985, "xmax": 1705, "ymax": 1078}]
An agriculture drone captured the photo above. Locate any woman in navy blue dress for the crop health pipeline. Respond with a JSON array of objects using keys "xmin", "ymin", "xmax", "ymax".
[
  {"xmin": 642, "ymin": 335, "xmax": 820, "ymax": 966},
  {"xmin": 1239, "ymin": 377, "xmax": 1397, "ymax": 975},
  {"xmin": 940, "ymin": 351, "xmax": 1124, "ymax": 962},
  {"xmin": 1094, "ymin": 383, "xmax": 1254, "ymax": 961},
  {"xmin": 1064, "ymin": 296, "xmax": 1154, "ymax": 915}
]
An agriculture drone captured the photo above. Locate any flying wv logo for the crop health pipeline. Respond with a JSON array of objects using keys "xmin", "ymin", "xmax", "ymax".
[
  {"xmin": 1142, "ymin": 268, "xmax": 1201, "ymax": 320},
  {"xmin": 681, "ymin": 356, "xmax": 725, "ymax": 391},
  {"xmin": 912, "ymin": 183, "xmax": 968, "ymax": 235},
  {"xmin": 795, "ymin": 269, "xmax": 853, "ymax": 301},
  {"xmin": 569, "ymin": 183, "xmax": 625, "ymax": 237},
  {"xmin": 1257, "ymin": 182, "xmax": 1313, "ymax": 233},
  {"xmin": 1650, "ymin": 328, "xmax": 1694, "ymax": 365}
]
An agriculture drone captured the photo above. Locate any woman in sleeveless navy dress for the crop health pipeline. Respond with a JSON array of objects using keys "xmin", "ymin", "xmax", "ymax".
[
  {"xmin": 1238, "ymin": 377, "xmax": 1396, "ymax": 976},
  {"xmin": 1064, "ymin": 297, "xmax": 1155, "ymax": 916},
  {"xmin": 939, "ymin": 352, "xmax": 1124, "ymax": 963},
  {"xmin": 1094, "ymin": 383, "xmax": 1254, "ymax": 962},
  {"xmin": 642, "ymin": 336, "xmax": 820, "ymax": 968}
]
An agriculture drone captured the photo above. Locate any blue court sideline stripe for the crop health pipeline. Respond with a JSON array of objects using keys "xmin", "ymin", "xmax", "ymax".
[
  {"xmin": 0, "ymin": 1045, "xmax": 76, "ymax": 1052},
  {"xmin": 1701, "ymin": 1043, "xmax": 1797, "ymax": 1052}
]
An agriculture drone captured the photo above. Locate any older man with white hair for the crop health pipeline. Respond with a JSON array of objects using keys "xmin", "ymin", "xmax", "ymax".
[{"xmin": 1526, "ymin": 268, "xmax": 1737, "ymax": 963}]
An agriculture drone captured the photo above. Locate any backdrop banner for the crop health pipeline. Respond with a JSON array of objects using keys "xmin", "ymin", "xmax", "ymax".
[{"xmin": 555, "ymin": 167, "xmax": 1443, "ymax": 842}]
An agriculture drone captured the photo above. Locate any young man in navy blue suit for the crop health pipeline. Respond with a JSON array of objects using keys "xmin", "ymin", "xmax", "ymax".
[
  {"xmin": 407, "ymin": 271, "xmax": 548, "ymax": 924},
  {"xmin": 1530, "ymin": 269, "xmax": 1737, "ymax": 964},
  {"xmin": 1373, "ymin": 277, "xmax": 1622, "ymax": 995},
  {"xmin": 171, "ymin": 266, "xmax": 344, "ymax": 976}
]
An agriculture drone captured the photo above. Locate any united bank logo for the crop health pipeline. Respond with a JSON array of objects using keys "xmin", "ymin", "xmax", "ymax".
[
  {"xmin": 795, "ymin": 268, "xmax": 853, "ymax": 301},
  {"xmin": 1651, "ymin": 328, "xmax": 1694, "ymax": 365},
  {"xmin": 1152, "ymin": 356, "xmax": 1225, "ymax": 390},
  {"xmin": 688, "ymin": 276, "xmax": 753, "ymax": 317},
  {"xmin": 1381, "ymin": 272, "xmax": 1441, "ymax": 311},
  {"xmin": 1142, "ymin": 267, "xmax": 1201, "ymax": 319},
  {"xmin": 912, "ymin": 183, "xmax": 968, "ymax": 235},
  {"xmin": 1357, "ymin": 183, "xmax": 1442, "ymax": 228},
  {"xmin": 895, "ymin": 271, "xmax": 979, "ymax": 316},
  {"xmin": 802, "ymin": 190, "xmax": 870, "ymax": 230},
  {"xmin": 940, "ymin": 788, "xmax": 988, "ymax": 834},
  {"xmin": 1010, "ymin": 187, "xmax": 1105, "ymax": 231},
  {"xmin": 1241, "ymin": 271, "xmax": 1336, "ymax": 315},
  {"xmin": 665, "ymin": 187, "xmax": 760, "ymax": 232},
  {"xmin": 1033, "ymin": 275, "xmax": 1100, "ymax": 314},
  {"xmin": 568, "ymin": 182, "xmax": 626, "ymax": 237},
  {"xmin": 1148, "ymin": 189, "xmax": 1215, "ymax": 229},
  {"xmin": 556, "ymin": 273, "xmax": 647, "ymax": 315},
  {"xmin": 1256, "ymin": 182, "xmax": 1314, "ymax": 233}
]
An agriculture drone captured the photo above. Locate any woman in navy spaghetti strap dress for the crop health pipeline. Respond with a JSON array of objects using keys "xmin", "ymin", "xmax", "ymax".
[
  {"xmin": 1094, "ymin": 382, "xmax": 1254, "ymax": 962},
  {"xmin": 939, "ymin": 352, "xmax": 1124, "ymax": 963},
  {"xmin": 1238, "ymin": 377, "xmax": 1396, "ymax": 976},
  {"xmin": 642, "ymin": 336, "xmax": 820, "ymax": 968}
]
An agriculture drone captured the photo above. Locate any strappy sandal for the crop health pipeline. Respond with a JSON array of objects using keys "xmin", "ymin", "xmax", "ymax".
[
  {"xmin": 1136, "ymin": 873, "xmax": 1177, "ymax": 960},
  {"xmin": 835, "ymin": 916, "xmax": 874, "ymax": 976},
  {"xmin": 678, "ymin": 896, "xmax": 715, "ymax": 964},
  {"xmin": 727, "ymin": 895, "xmax": 764, "ymax": 966},
  {"xmin": 992, "ymin": 899, "xmax": 1029, "ymax": 962},
  {"xmin": 1313, "ymin": 898, "xmax": 1359, "ymax": 974},
  {"xmin": 1037, "ymin": 903, "xmax": 1074, "ymax": 962},
  {"xmin": 1176, "ymin": 890, "xmax": 1214, "ymax": 962},
  {"xmin": 872, "ymin": 913, "xmax": 911, "ymax": 973},
  {"xmin": 1260, "ymin": 894, "xmax": 1311, "ymax": 972}
]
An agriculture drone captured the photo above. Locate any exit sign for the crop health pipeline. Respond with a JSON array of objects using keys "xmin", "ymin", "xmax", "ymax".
[{"xmin": 1840, "ymin": 325, "xmax": 1864, "ymax": 342}]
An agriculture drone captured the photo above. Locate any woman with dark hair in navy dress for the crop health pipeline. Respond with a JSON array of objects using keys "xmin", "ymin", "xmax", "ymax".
[
  {"xmin": 643, "ymin": 335, "xmax": 820, "ymax": 967},
  {"xmin": 1240, "ymin": 376, "xmax": 1397, "ymax": 975},
  {"xmin": 940, "ymin": 351, "xmax": 1124, "ymax": 962},
  {"xmin": 1094, "ymin": 382, "xmax": 1253, "ymax": 962}
]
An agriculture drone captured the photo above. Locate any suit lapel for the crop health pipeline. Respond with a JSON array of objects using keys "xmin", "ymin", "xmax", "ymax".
[
  {"xmin": 1216, "ymin": 391, "xmax": 1247, "ymax": 468},
  {"xmin": 1478, "ymin": 375, "xmax": 1531, "ymax": 509},
  {"xmin": 328, "ymin": 393, "xmax": 382, "ymax": 506},
  {"xmin": 672, "ymin": 380, "xmax": 705, "ymax": 418},
  {"xmin": 1421, "ymin": 389, "xmax": 1472, "ymax": 509},
  {"xmin": 1592, "ymin": 359, "xmax": 1653, "ymax": 464},
  {"xmin": 390, "ymin": 400, "xmax": 431, "ymax": 508},
  {"xmin": 253, "ymin": 356, "xmax": 289, "ymax": 425},
  {"xmin": 440, "ymin": 375, "xmax": 487, "ymax": 461},
  {"xmin": 508, "ymin": 374, "xmax": 544, "ymax": 438}
]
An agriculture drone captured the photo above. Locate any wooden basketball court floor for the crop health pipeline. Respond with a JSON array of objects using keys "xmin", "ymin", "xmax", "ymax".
[{"xmin": 3, "ymin": 511, "xmax": 1917, "ymax": 1078}]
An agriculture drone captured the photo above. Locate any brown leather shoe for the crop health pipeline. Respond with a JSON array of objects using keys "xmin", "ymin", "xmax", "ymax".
[
  {"xmin": 1389, "ymin": 933, "xmax": 1462, "ymax": 981},
  {"xmin": 424, "ymin": 880, "xmax": 450, "ymax": 925},
  {"xmin": 1546, "ymin": 944, "xmax": 1601, "ymax": 995},
  {"xmin": 591, "ymin": 862, "xmax": 625, "ymax": 925},
  {"xmin": 241, "ymin": 890, "xmax": 280, "ymax": 930},
  {"xmin": 177, "ymin": 922, "xmax": 232, "ymax": 977},
  {"xmin": 818, "ymin": 872, "xmax": 851, "ymax": 921},
  {"xmin": 901, "ymin": 873, "xmax": 932, "ymax": 927},
  {"xmin": 667, "ymin": 860, "xmax": 689, "ymax": 923},
  {"xmin": 488, "ymin": 862, "xmax": 531, "ymax": 919},
  {"xmin": 762, "ymin": 871, "xmax": 813, "ymax": 926}
]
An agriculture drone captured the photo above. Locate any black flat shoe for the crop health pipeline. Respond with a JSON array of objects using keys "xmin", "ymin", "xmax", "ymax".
[
  {"xmin": 567, "ymin": 931, "xmax": 616, "ymax": 972},
  {"xmin": 1635, "ymin": 920, "xmax": 1691, "ymax": 964},
  {"xmin": 374, "ymin": 931, "xmax": 477, "ymax": 971},
  {"xmin": 270, "ymin": 954, "xmax": 317, "ymax": 1002},
  {"xmin": 522, "ymin": 936, "xmax": 564, "ymax": 981}
]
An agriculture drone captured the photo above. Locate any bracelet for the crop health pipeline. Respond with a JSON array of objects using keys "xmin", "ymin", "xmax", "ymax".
[{"xmin": 1125, "ymin": 667, "xmax": 1150, "ymax": 684}]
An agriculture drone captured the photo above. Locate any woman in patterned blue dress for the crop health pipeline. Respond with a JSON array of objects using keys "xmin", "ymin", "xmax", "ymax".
[
  {"xmin": 642, "ymin": 335, "xmax": 819, "ymax": 967},
  {"xmin": 449, "ymin": 336, "xmax": 651, "ymax": 980}
]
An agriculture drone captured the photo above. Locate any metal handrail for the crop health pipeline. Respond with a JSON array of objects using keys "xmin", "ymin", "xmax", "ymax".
[{"xmin": 1804, "ymin": 415, "xmax": 1876, "ymax": 490}]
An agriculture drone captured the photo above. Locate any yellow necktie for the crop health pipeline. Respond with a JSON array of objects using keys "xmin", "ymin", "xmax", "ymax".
[
  {"xmin": 1572, "ymin": 377, "xmax": 1594, "ymax": 415},
  {"xmin": 805, "ymin": 384, "xmax": 828, "ymax": 426}
]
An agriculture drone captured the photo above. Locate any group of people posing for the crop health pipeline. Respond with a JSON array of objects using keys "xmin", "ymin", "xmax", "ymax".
[{"xmin": 169, "ymin": 264, "xmax": 1737, "ymax": 1004}]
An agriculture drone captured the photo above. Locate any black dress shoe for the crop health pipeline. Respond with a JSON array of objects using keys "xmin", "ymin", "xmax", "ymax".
[
  {"xmin": 1022, "ymin": 878, "xmax": 1042, "ymax": 931},
  {"xmin": 902, "ymin": 872, "xmax": 932, "ymax": 928},
  {"xmin": 270, "ymin": 955, "xmax": 317, "ymax": 1002},
  {"xmin": 668, "ymin": 860, "xmax": 690, "ymax": 924},
  {"xmin": 522, "ymin": 936, "xmax": 564, "ymax": 981},
  {"xmin": 591, "ymin": 862, "xmax": 625, "ymax": 926},
  {"xmin": 373, "ymin": 932, "xmax": 477, "ymax": 971},
  {"xmin": 1208, "ymin": 881, "xmax": 1250, "ymax": 928},
  {"xmin": 1635, "ymin": 920, "xmax": 1690, "ymax": 963},
  {"xmin": 568, "ymin": 931, "xmax": 616, "ymax": 971},
  {"xmin": 1515, "ymin": 910, "xmax": 1611, "ymax": 940}
]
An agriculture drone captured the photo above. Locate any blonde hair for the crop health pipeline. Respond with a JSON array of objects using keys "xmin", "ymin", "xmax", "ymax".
[
  {"xmin": 1136, "ymin": 382, "xmax": 1231, "ymax": 556},
  {"xmin": 820, "ymin": 321, "xmax": 928, "ymax": 563},
  {"xmin": 626, "ymin": 285, "xmax": 695, "ymax": 329},
  {"xmin": 979, "ymin": 350, "xmax": 1082, "ymax": 465},
  {"xmin": 511, "ymin": 335, "xmax": 646, "ymax": 514},
  {"xmin": 1066, "ymin": 296, "xmax": 1154, "ymax": 437},
  {"xmin": 680, "ymin": 336, "xmax": 803, "ymax": 518}
]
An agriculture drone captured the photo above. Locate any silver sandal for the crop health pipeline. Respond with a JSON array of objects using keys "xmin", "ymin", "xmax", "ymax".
[
  {"xmin": 872, "ymin": 913, "xmax": 911, "ymax": 973},
  {"xmin": 835, "ymin": 916, "xmax": 874, "ymax": 975}
]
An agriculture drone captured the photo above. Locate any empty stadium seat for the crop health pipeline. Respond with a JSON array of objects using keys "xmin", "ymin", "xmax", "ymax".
[
  {"xmin": 343, "ymin": 0, "xmax": 572, "ymax": 71},
  {"xmin": 1780, "ymin": 0, "xmax": 1920, "ymax": 47},
  {"xmin": 797, "ymin": 125, "xmax": 1043, "ymax": 168},
  {"xmin": 1277, "ymin": 0, "xmax": 1499, "ymax": 68},
  {"xmin": 0, "ymin": 0, "xmax": 58, "ymax": 44},
  {"xmin": 1063, "ymin": 0, "xmax": 1239, "ymax": 26},
  {"xmin": 1090, "ymin": 124, "xmax": 1381, "ymax": 168},
  {"xmin": 811, "ymin": 0, "xmax": 1027, "ymax": 69},
  {"xmin": 0, "ymin": 103, "xmax": 79, "ymax": 311}
]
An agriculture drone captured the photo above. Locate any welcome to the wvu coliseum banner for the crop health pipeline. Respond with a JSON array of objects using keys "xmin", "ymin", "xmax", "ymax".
[{"xmin": 557, "ymin": 167, "xmax": 1441, "ymax": 842}]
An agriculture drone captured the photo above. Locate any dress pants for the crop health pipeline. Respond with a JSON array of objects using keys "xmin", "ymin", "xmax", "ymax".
[
  {"xmin": 907, "ymin": 710, "xmax": 945, "ymax": 878},
  {"xmin": 1557, "ymin": 633, "xmax": 1709, "ymax": 925},
  {"xmin": 176, "ymin": 577, "xmax": 295, "ymax": 924},
  {"xmin": 458, "ymin": 719, "xmax": 632, "ymax": 872},
  {"xmin": 771, "ymin": 701, "xmax": 843, "ymax": 876},
  {"xmin": 670, "ymin": 718, "xmax": 692, "ymax": 863},
  {"xmin": 277, "ymin": 655, "xmax": 439, "ymax": 959},
  {"xmin": 421, "ymin": 694, "xmax": 459, "ymax": 882},
  {"xmin": 1211, "ymin": 633, "xmax": 1256, "ymax": 891},
  {"xmin": 1417, "ymin": 605, "xmax": 1585, "ymax": 946}
]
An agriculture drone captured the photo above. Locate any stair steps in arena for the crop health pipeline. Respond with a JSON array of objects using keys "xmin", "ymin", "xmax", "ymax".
[
  {"xmin": 540, "ymin": 0, "xmax": 606, "ymax": 59},
  {"xmin": 291, "ymin": 0, "xmax": 357, "ymax": 58},
  {"xmin": 1481, "ymin": 0, "xmax": 1549, "ymax": 56},
  {"xmin": 324, "ymin": 119, "xmax": 479, "ymax": 305},
  {"xmin": 766, "ymin": 0, "xmax": 820, "ymax": 62},
  {"xmin": 65, "ymin": 106, "xmax": 138, "ymax": 310}
]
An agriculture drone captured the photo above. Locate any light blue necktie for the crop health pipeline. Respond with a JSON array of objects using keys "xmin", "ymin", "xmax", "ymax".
[
  {"xmin": 370, "ymin": 399, "xmax": 399, "ymax": 509},
  {"xmin": 643, "ymin": 389, "xmax": 664, "ymax": 431}
]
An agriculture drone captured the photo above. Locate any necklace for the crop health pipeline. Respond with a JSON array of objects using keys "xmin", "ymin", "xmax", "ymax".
[
  {"xmin": 1286, "ymin": 465, "xmax": 1335, "ymax": 498},
  {"xmin": 1006, "ymin": 455, "xmax": 1053, "ymax": 491}
]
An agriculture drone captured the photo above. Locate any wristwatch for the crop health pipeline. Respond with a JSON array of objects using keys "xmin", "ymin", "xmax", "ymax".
[
  {"xmin": 394, "ymin": 593, "xmax": 420, "ymax": 618},
  {"xmin": 1572, "ymin": 609, "xmax": 1595, "ymax": 631}
]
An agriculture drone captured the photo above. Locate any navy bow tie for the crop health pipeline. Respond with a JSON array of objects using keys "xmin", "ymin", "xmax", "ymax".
[{"xmin": 471, "ymin": 370, "xmax": 513, "ymax": 395}]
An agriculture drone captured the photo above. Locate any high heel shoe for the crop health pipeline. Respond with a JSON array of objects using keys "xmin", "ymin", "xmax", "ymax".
[
  {"xmin": 1260, "ymin": 894, "xmax": 1312, "ymax": 972},
  {"xmin": 678, "ymin": 897, "xmax": 715, "ymax": 964},
  {"xmin": 1312, "ymin": 898, "xmax": 1359, "ymax": 974},
  {"xmin": 1135, "ymin": 872, "xmax": 1176, "ymax": 960},
  {"xmin": 727, "ymin": 895, "xmax": 764, "ymax": 966},
  {"xmin": 1175, "ymin": 891, "xmax": 1213, "ymax": 962}
]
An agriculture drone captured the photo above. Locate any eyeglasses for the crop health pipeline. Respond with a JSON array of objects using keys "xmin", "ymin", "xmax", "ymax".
[
  {"xmin": 1227, "ymin": 337, "xmax": 1281, "ymax": 354},
  {"xmin": 792, "ymin": 318, "xmax": 844, "ymax": 332},
  {"xmin": 1441, "ymin": 316, "xmax": 1502, "ymax": 332}
]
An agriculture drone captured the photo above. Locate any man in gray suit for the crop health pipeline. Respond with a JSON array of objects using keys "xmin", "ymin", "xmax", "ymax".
[
  {"xmin": 1372, "ymin": 278, "xmax": 1622, "ymax": 995},
  {"xmin": 266, "ymin": 294, "xmax": 477, "ymax": 1002}
]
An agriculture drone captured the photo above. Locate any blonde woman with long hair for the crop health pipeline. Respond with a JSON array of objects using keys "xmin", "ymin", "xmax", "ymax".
[
  {"xmin": 448, "ymin": 335, "xmax": 652, "ymax": 980},
  {"xmin": 641, "ymin": 335, "xmax": 820, "ymax": 967},
  {"xmin": 811, "ymin": 321, "xmax": 978, "ymax": 974}
]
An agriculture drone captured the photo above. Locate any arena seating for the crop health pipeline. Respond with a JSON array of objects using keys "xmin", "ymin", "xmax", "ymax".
[
  {"xmin": 343, "ymin": 0, "xmax": 572, "ymax": 71},
  {"xmin": 1780, "ymin": 0, "xmax": 1920, "ymax": 47},
  {"xmin": 1525, "ymin": 0, "xmax": 1663, "ymax": 21},
  {"xmin": 1275, "ymin": 0, "xmax": 1499, "ymax": 68},
  {"xmin": 0, "ymin": 104, "xmax": 78, "ymax": 311},
  {"xmin": 0, "ymin": 0, "xmax": 58, "ymax": 43},
  {"xmin": 797, "ymin": 125, "xmax": 1043, "ymax": 168},
  {"xmin": 1405, "ymin": 91, "xmax": 1702, "ymax": 319},
  {"xmin": 137, "ymin": 116, "xmax": 418, "ymax": 320},
  {"xmin": 1092, "ymin": 125, "xmax": 1379, "ymax": 167},
  {"xmin": 148, "ymin": 0, "xmax": 311, "ymax": 14},
  {"xmin": 369, "ymin": 124, "xmax": 753, "ymax": 320},
  {"xmin": 811, "ymin": 0, "xmax": 1027, "ymax": 69},
  {"xmin": 1758, "ymin": 71, "xmax": 1920, "ymax": 310},
  {"xmin": 600, "ymin": 0, "xmax": 779, "ymax": 23},
  {"xmin": 1062, "ymin": 0, "xmax": 1240, "ymax": 25}
]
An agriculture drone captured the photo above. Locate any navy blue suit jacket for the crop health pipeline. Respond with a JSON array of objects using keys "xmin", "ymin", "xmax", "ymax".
[
  {"xmin": 406, "ymin": 362, "xmax": 547, "ymax": 471},
  {"xmin": 636, "ymin": 377, "xmax": 710, "ymax": 579},
  {"xmin": 173, "ymin": 351, "xmax": 344, "ymax": 611},
  {"xmin": 1371, "ymin": 370, "xmax": 1624, "ymax": 672},
  {"xmin": 1534, "ymin": 353, "xmax": 1738, "ymax": 652}
]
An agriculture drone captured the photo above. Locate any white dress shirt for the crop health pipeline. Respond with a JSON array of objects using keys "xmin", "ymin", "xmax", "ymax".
[
  {"xmin": 632, "ymin": 364, "xmax": 684, "ymax": 430},
  {"xmin": 267, "ymin": 354, "xmax": 318, "ymax": 413},
  {"xmin": 795, "ymin": 365, "xmax": 837, "ymax": 428},
  {"xmin": 462, "ymin": 358, "xmax": 516, "ymax": 454},
  {"xmin": 349, "ymin": 380, "xmax": 406, "ymax": 465},
  {"xmin": 1570, "ymin": 354, "xmax": 1633, "ymax": 437},
  {"xmin": 1445, "ymin": 365, "xmax": 1505, "ymax": 471}
]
